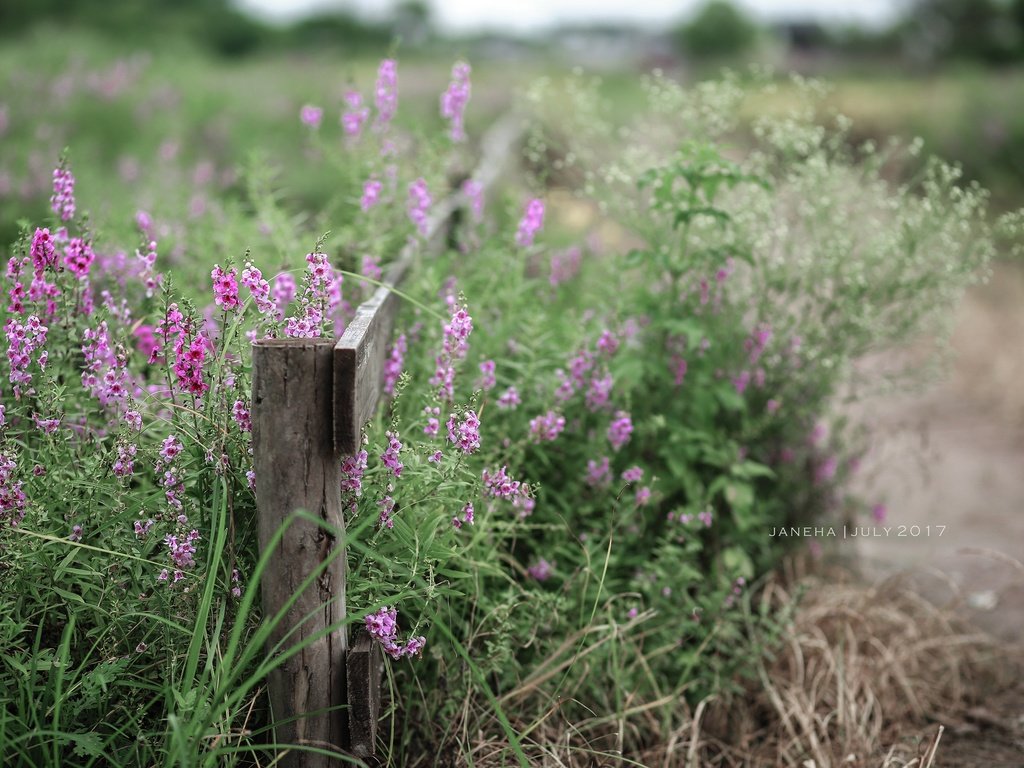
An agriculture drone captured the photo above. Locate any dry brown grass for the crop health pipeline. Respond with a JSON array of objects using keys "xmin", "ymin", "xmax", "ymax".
[{"xmin": 444, "ymin": 566, "xmax": 1020, "ymax": 768}]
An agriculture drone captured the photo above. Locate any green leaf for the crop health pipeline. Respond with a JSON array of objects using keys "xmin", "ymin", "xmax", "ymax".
[{"xmin": 70, "ymin": 733, "xmax": 104, "ymax": 758}]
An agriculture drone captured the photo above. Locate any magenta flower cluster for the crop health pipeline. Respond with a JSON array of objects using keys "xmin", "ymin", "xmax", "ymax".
[
  {"xmin": 407, "ymin": 178, "xmax": 431, "ymax": 236},
  {"xmin": 63, "ymin": 237, "xmax": 95, "ymax": 280},
  {"xmin": 374, "ymin": 59, "xmax": 398, "ymax": 131},
  {"xmin": 160, "ymin": 306, "xmax": 210, "ymax": 397},
  {"xmin": 430, "ymin": 304, "xmax": 473, "ymax": 401},
  {"xmin": 383, "ymin": 333, "xmax": 407, "ymax": 396},
  {"xmin": 529, "ymin": 410, "xmax": 565, "ymax": 443},
  {"xmin": 50, "ymin": 162, "xmax": 75, "ymax": 221},
  {"xmin": 300, "ymin": 105, "xmax": 323, "ymax": 129},
  {"xmin": 342, "ymin": 90, "xmax": 369, "ymax": 138},
  {"xmin": 340, "ymin": 449, "xmax": 369, "ymax": 512},
  {"xmin": 211, "ymin": 265, "xmax": 240, "ymax": 311},
  {"xmin": 607, "ymin": 411, "xmax": 633, "ymax": 451},
  {"xmin": 232, "ymin": 399, "xmax": 252, "ymax": 433},
  {"xmin": 381, "ymin": 431, "xmax": 403, "ymax": 478},
  {"xmin": 113, "ymin": 442, "xmax": 137, "ymax": 478},
  {"xmin": 283, "ymin": 252, "xmax": 336, "ymax": 338},
  {"xmin": 585, "ymin": 456, "xmax": 610, "ymax": 487},
  {"xmin": 135, "ymin": 233, "xmax": 161, "ymax": 298},
  {"xmin": 477, "ymin": 360, "xmax": 496, "ymax": 391},
  {"xmin": 482, "ymin": 465, "xmax": 529, "ymax": 502},
  {"xmin": 156, "ymin": 434, "xmax": 186, "ymax": 514},
  {"xmin": 364, "ymin": 605, "xmax": 426, "ymax": 660},
  {"xmin": 241, "ymin": 261, "xmax": 275, "ymax": 318},
  {"xmin": 496, "ymin": 386, "xmax": 520, "ymax": 410},
  {"xmin": 361, "ymin": 179, "xmax": 382, "ymax": 212},
  {"xmin": 452, "ymin": 501, "xmax": 474, "ymax": 529},
  {"xmin": 446, "ymin": 410, "xmax": 481, "ymax": 454},
  {"xmin": 5, "ymin": 314, "xmax": 48, "ymax": 395},
  {"xmin": 440, "ymin": 61, "xmax": 471, "ymax": 142},
  {"xmin": 422, "ymin": 405, "xmax": 440, "ymax": 437},
  {"xmin": 0, "ymin": 453, "xmax": 26, "ymax": 526},
  {"xmin": 528, "ymin": 558, "xmax": 554, "ymax": 581},
  {"xmin": 515, "ymin": 198, "xmax": 545, "ymax": 247}
]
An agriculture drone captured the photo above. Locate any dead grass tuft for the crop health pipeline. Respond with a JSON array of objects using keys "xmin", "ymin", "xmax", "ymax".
[{"xmin": 412, "ymin": 568, "xmax": 1021, "ymax": 767}]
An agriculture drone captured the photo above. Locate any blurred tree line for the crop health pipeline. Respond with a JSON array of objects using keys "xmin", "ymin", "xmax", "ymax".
[
  {"xmin": 0, "ymin": 0, "xmax": 427, "ymax": 57},
  {"xmin": 678, "ymin": 0, "xmax": 1024, "ymax": 68}
]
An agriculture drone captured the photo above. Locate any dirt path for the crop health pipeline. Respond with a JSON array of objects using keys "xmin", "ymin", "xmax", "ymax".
[
  {"xmin": 846, "ymin": 260, "xmax": 1024, "ymax": 764},
  {"xmin": 848, "ymin": 261, "xmax": 1024, "ymax": 640}
]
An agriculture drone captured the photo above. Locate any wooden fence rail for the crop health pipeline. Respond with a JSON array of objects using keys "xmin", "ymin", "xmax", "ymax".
[{"xmin": 251, "ymin": 115, "xmax": 521, "ymax": 766}]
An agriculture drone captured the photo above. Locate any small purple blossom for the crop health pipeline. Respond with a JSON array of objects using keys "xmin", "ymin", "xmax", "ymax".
[
  {"xmin": 341, "ymin": 90, "xmax": 370, "ymax": 138},
  {"xmin": 621, "ymin": 466, "xmax": 643, "ymax": 483},
  {"xmin": 407, "ymin": 178, "xmax": 431, "ymax": 236},
  {"xmin": 585, "ymin": 456, "xmax": 611, "ymax": 488},
  {"xmin": 211, "ymin": 264, "xmax": 240, "ymax": 311},
  {"xmin": 300, "ymin": 104, "xmax": 323, "ymax": 129},
  {"xmin": 482, "ymin": 465, "xmax": 524, "ymax": 500},
  {"xmin": 529, "ymin": 410, "xmax": 565, "ymax": 442},
  {"xmin": 528, "ymin": 558, "xmax": 553, "ymax": 581},
  {"xmin": 364, "ymin": 605, "xmax": 424, "ymax": 660},
  {"xmin": 515, "ymin": 198, "xmax": 545, "ymax": 247},
  {"xmin": 374, "ymin": 59, "xmax": 398, "ymax": 131},
  {"xmin": 383, "ymin": 334, "xmax": 407, "ymax": 396},
  {"xmin": 361, "ymin": 179, "xmax": 383, "ymax": 212},
  {"xmin": 607, "ymin": 411, "xmax": 633, "ymax": 451},
  {"xmin": 440, "ymin": 61, "xmax": 471, "ymax": 142},
  {"xmin": 381, "ymin": 431, "xmax": 403, "ymax": 478},
  {"xmin": 113, "ymin": 443, "xmax": 137, "ymax": 478},
  {"xmin": 63, "ymin": 238, "xmax": 95, "ymax": 280},
  {"xmin": 477, "ymin": 360, "xmax": 496, "ymax": 391},
  {"xmin": 51, "ymin": 161, "xmax": 75, "ymax": 221},
  {"xmin": 341, "ymin": 449, "xmax": 368, "ymax": 499},
  {"xmin": 446, "ymin": 410, "xmax": 481, "ymax": 454},
  {"xmin": 496, "ymin": 386, "xmax": 520, "ymax": 410}
]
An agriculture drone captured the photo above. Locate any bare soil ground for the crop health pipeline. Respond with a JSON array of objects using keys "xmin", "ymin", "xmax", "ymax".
[{"xmin": 847, "ymin": 260, "xmax": 1024, "ymax": 765}]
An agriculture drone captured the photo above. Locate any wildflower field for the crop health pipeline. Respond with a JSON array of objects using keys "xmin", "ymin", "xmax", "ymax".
[{"xmin": 1, "ymin": 27, "xmax": 1021, "ymax": 768}]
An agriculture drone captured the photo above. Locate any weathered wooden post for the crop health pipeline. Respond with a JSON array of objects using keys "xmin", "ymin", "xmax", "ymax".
[
  {"xmin": 250, "ymin": 113, "xmax": 523, "ymax": 765},
  {"xmin": 252, "ymin": 338, "xmax": 349, "ymax": 766}
]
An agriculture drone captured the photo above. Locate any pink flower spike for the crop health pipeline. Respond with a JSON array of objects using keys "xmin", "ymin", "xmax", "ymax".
[{"xmin": 515, "ymin": 198, "xmax": 545, "ymax": 247}]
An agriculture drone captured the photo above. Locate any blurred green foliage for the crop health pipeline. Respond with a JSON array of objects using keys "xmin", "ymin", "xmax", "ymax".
[
  {"xmin": 900, "ymin": 0, "xmax": 1024, "ymax": 66},
  {"xmin": 0, "ymin": 0, "xmax": 401, "ymax": 58},
  {"xmin": 677, "ymin": 0, "xmax": 759, "ymax": 61},
  {"xmin": 0, "ymin": 0, "xmax": 273, "ymax": 57}
]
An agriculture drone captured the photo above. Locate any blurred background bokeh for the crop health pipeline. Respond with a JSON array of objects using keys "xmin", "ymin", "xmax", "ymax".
[{"xmin": 5, "ymin": 0, "xmax": 1024, "ymax": 219}]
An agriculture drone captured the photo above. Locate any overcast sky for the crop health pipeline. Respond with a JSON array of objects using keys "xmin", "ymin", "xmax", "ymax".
[{"xmin": 237, "ymin": 0, "xmax": 902, "ymax": 32}]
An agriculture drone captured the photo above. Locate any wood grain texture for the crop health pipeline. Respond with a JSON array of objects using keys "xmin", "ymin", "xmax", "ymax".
[
  {"xmin": 333, "ymin": 259, "xmax": 407, "ymax": 456},
  {"xmin": 346, "ymin": 629, "xmax": 383, "ymax": 763},
  {"xmin": 252, "ymin": 338, "xmax": 349, "ymax": 766}
]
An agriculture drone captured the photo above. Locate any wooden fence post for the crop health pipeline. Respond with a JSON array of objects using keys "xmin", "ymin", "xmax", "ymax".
[
  {"xmin": 252, "ymin": 338, "xmax": 348, "ymax": 766},
  {"xmin": 251, "ymin": 113, "xmax": 523, "ymax": 765}
]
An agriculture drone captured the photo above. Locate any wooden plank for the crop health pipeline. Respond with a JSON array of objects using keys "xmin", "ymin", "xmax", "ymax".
[
  {"xmin": 346, "ymin": 628, "xmax": 384, "ymax": 763},
  {"xmin": 334, "ymin": 259, "xmax": 408, "ymax": 456},
  {"xmin": 252, "ymin": 338, "xmax": 349, "ymax": 767},
  {"xmin": 326, "ymin": 112, "xmax": 524, "ymax": 760},
  {"xmin": 334, "ymin": 113, "xmax": 522, "ymax": 455}
]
